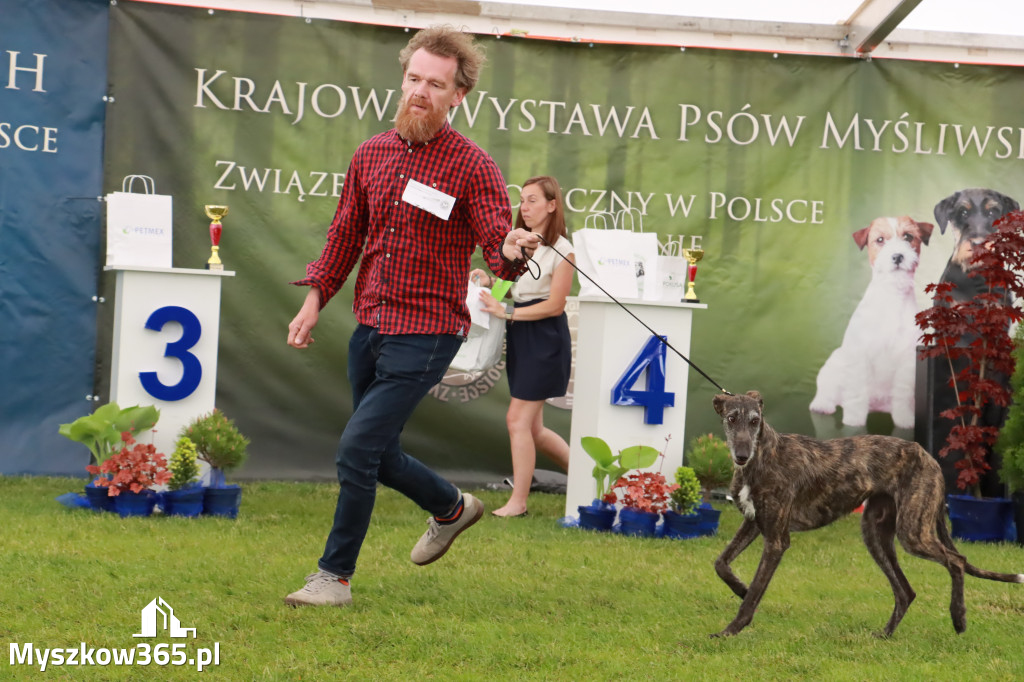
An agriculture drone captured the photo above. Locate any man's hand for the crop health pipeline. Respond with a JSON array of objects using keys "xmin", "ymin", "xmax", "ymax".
[
  {"xmin": 288, "ymin": 288, "xmax": 321, "ymax": 349},
  {"xmin": 502, "ymin": 228, "xmax": 540, "ymax": 262}
]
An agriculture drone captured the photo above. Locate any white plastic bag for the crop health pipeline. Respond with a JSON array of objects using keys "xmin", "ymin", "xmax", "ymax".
[
  {"xmin": 105, "ymin": 175, "xmax": 173, "ymax": 268},
  {"xmin": 449, "ymin": 282, "xmax": 505, "ymax": 373}
]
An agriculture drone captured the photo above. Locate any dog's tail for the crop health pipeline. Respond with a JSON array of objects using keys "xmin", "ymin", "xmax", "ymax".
[
  {"xmin": 936, "ymin": 516, "xmax": 1024, "ymax": 584},
  {"xmin": 964, "ymin": 564, "xmax": 1024, "ymax": 583}
]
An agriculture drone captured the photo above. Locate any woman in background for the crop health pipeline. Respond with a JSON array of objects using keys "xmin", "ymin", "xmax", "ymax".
[{"xmin": 470, "ymin": 176, "xmax": 575, "ymax": 517}]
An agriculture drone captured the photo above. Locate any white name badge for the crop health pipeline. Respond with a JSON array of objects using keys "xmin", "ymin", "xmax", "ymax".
[{"xmin": 402, "ymin": 179, "xmax": 455, "ymax": 221}]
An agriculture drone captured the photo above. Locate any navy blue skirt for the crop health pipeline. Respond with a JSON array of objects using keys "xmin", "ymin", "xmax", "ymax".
[{"xmin": 505, "ymin": 299, "xmax": 571, "ymax": 401}]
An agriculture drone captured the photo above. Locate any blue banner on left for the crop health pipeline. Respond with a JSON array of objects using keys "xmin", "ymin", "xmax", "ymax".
[{"xmin": 0, "ymin": 0, "xmax": 110, "ymax": 475}]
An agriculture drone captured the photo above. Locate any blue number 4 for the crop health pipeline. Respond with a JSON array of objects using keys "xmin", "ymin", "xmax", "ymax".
[{"xmin": 611, "ymin": 335, "xmax": 675, "ymax": 425}]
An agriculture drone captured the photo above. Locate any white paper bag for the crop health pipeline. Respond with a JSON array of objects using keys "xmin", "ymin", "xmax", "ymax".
[
  {"xmin": 619, "ymin": 208, "xmax": 660, "ymax": 302},
  {"xmin": 449, "ymin": 282, "xmax": 505, "ymax": 374},
  {"xmin": 649, "ymin": 236, "xmax": 689, "ymax": 303},
  {"xmin": 105, "ymin": 175, "xmax": 173, "ymax": 268},
  {"xmin": 574, "ymin": 210, "xmax": 659, "ymax": 300}
]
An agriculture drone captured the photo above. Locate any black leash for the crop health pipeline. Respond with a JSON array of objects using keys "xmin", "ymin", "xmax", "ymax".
[{"xmin": 525, "ymin": 235, "xmax": 733, "ymax": 396}]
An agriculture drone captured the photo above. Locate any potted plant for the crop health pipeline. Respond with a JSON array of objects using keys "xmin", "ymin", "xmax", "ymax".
[
  {"xmin": 603, "ymin": 437, "xmax": 679, "ymax": 537},
  {"xmin": 685, "ymin": 433, "xmax": 734, "ymax": 503},
  {"xmin": 915, "ymin": 210, "xmax": 1024, "ymax": 541},
  {"xmin": 684, "ymin": 433, "xmax": 734, "ymax": 536},
  {"xmin": 577, "ymin": 436, "xmax": 658, "ymax": 531},
  {"xmin": 161, "ymin": 436, "xmax": 204, "ymax": 517},
  {"xmin": 58, "ymin": 402, "xmax": 160, "ymax": 512},
  {"xmin": 179, "ymin": 409, "xmax": 249, "ymax": 518},
  {"xmin": 662, "ymin": 466, "xmax": 703, "ymax": 539},
  {"xmin": 85, "ymin": 432, "xmax": 170, "ymax": 517},
  {"xmin": 996, "ymin": 321, "xmax": 1024, "ymax": 545},
  {"xmin": 605, "ymin": 469, "xmax": 679, "ymax": 537}
]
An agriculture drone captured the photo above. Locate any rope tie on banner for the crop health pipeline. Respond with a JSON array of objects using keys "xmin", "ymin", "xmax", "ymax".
[{"xmin": 517, "ymin": 231, "xmax": 733, "ymax": 396}]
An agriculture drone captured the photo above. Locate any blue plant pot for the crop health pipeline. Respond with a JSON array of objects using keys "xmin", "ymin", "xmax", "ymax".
[
  {"xmin": 1013, "ymin": 492, "xmax": 1024, "ymax": 547},
  {"xmin": 577, "ymin": 500, "xmax": 616, "ymax": 531},
  {"xmin": 947, "ymin": 494, "xmax": 1014, "ymax": 543},
  {"xmin": 204, "ymin": 485, "xmax": 242, "ymax": 518},
  {"xmin": 618, "ymin": 507, "xmax": 659, "ymax": 537},
  {"xmin": 163, "ymin": 486, "xmax": 205, "ymax": 517},
  {"xmin": 662, "ymin": 509, "xmax": 702, "ymax": 539},
  {"xmin": 114, "ymin": 490, "xmax": 157, "ymax": 518},
  {"xmin": 84, "ymin": 483, "xmax": 116, "ymax": 512},
  {"xmin": 696, "ymin": 504, "xmax": 722, "ymax": 537}
]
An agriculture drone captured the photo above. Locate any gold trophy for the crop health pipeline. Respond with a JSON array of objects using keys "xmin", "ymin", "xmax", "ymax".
[
  {"xmin": 683, "ymin": 248, "xmax": 704, "ymax": 302},
  {"xmin": 204, "ymin": 205, "xmax": 229, "ymax": 271}
]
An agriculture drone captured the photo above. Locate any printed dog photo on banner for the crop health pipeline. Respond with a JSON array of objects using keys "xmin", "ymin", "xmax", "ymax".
[
  {"xmin": 915, "ymin": 187, "xmax": 1020, "ymax": 491},
  {"xmin": 932, "ymin": 187, "xmax": 1019, "ymax": 305},
  {"xmin": 809, "ymin": 215, "xmax": 934, "ymax": 436}
]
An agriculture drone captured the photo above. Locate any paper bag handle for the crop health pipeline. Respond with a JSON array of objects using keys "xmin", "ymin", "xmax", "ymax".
[
  {"xmin": 121, "ymin": 175, "xmax": 156, "ymax": 194},
  {"xmin": 583, "ymin": 208, "xmax": 645, "ymax": 232},
  {"xmin": 617, "ymin": 207, "xmax": 644, "ymax": 233},
  {"xmin": 659, "ymin": 236, "xmax": 684, "ymax": 257},
  {"xmin": 583, "ymin": 212, "xmax": 614, "ymax": 230}
]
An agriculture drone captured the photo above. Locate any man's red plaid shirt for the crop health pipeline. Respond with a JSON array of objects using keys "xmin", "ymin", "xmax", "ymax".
[{"xmin": 293, "ymin": 122, "xmax": 525, "ymax": 336}]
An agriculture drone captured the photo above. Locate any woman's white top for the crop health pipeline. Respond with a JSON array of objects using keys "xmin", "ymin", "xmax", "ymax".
[{"xmin": 510, "ymin": 235, "xmax": 574, "ymax": 304}]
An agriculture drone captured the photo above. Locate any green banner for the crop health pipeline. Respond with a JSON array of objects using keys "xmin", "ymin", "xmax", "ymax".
[{"xmin": 103, "ymin": 2, "xmax": 1024, "ymax": 481}]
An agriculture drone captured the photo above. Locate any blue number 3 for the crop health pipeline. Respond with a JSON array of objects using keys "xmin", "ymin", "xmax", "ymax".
[
  {"xmin": 139, "ymin": 305, "xmax": 203, "ymax": 401},
  {"xmin": 611, "ymin": 334, "xmax": 675, "ymax": 425}
]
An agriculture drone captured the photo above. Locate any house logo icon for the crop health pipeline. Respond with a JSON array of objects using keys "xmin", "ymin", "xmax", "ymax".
[{"xmin": 133, "ymin": 597, "xmax": 197, "ymax": 638}]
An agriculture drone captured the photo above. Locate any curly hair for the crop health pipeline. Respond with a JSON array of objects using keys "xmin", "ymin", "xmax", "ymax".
[{"xmin": 398, "ymin": 25, "xmax": 486, "ymax": 92}]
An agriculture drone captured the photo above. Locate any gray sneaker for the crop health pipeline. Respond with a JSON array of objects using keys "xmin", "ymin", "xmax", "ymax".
[
  {"xmin": 283, "ymin": 570, "xmax": 352, "ymax": 607},
  {"xmin": 410, "ymin": 493, "xmax": 484, "ymax": 566}
]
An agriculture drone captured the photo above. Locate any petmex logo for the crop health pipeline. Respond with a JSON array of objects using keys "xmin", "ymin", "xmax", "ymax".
[
  {"xmin": 596, "ymin": 257, "xmax": 631, "ymax": 266},
  {"xmin": 122, "ymin": 226, "xmax": 166, "ymax": 235}
]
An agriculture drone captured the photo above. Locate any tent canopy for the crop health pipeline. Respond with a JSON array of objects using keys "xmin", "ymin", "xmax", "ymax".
[{"xmin": 166, "ymin": 0, "xmax": 1024, "ymax": 66}]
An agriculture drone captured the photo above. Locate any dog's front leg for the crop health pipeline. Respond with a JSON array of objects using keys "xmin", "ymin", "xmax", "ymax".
[
  {"xmin": 712, "ymin": 528, "xmax": 790, "ymax": 638},
  {"xmin": 714, "ymin": 517, "xmax": 761, "ymax": 598}
]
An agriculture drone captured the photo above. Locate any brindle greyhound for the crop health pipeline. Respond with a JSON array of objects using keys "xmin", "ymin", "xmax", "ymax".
[{"xmin": 711, "ymin": 391, "xmax": 1023, "ymax": 638}]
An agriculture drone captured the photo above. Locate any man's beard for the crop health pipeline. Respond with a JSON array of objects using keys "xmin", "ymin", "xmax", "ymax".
[{"xmin": 394, "ymin": 94, "xmax": 449, "ymax": 144}]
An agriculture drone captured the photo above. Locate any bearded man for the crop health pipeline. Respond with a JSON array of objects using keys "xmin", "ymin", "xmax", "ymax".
[{"xmin": 283, "ymin": 25, "xmax": 538, "ymax": 608}]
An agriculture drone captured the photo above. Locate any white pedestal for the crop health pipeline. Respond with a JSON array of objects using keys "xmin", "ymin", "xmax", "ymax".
[
  {"xmin": 106, "ymin": 265, "xmax": 234, "ymax": 461},
  {"xmin": 565, "ymin": 296, "xmax": 706, "ymax": 517}
]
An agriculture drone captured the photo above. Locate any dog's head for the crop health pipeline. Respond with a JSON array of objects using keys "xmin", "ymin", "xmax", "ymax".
[
  {"xmin": 712, "ymin": 390, "xmax": 763, "ymax": 468},
  {"xmin": 852, "ymin": 216, "xmax": 933, "ymax": 272},
  {"xmin": 934, "ymin": 189, "xmax": 1019, "ymax": 269}
]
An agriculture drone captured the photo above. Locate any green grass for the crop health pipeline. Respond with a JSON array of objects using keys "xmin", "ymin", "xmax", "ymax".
[{"xmin": 2, "ymin": 476, "xmax": 1023, "ymax": 681}]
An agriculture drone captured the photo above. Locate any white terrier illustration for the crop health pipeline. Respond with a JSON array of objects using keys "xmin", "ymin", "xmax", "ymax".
[{"xmin": 810, "ymin": 216, "xmax": 934, "ymax": 429}]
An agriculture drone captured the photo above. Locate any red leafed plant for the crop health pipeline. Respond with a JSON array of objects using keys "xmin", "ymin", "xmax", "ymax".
[
  {"xmin": 915, "ymin": 210, "xmax": 1024, "ymax": 497},
  {"xmin": 603, "ymin": 435, "xmax": 681, "ymax": 512},
  {"xmin": 85, "ymin": 432, "xmax": 171, "ymax": 497},
  {"xmin": 604, "ymin": 471, "xmax": 679, "ymax": 513}
]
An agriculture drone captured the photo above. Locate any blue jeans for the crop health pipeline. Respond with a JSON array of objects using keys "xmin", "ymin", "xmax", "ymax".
[{"xmin": 318, "ymin": 325, "xmax": 463, "ymax": 577}]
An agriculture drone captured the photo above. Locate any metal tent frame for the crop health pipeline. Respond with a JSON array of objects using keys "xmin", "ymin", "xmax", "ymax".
[{"xmin": 147, "ymin": 0, "xmax": 1024, "ymax": 66}]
